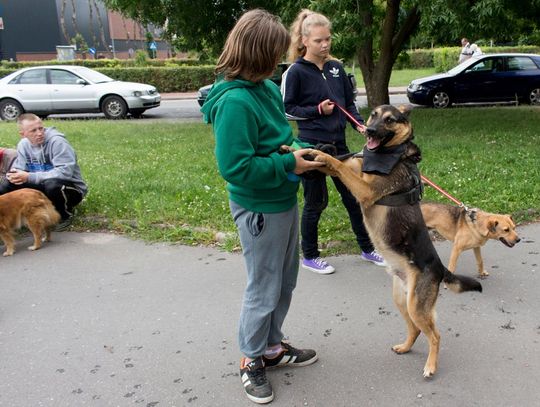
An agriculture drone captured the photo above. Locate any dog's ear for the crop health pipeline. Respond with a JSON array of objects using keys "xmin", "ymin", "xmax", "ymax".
[
  {"xmin": 507, "ymin": 215, "xmax": 515, "ymax": 226},
  {"xmin": 485, "ymin": 219, "xmax": 499, "ymax": 234},
  {"xmin": 477, "ymin": 216, "xmax": 497, "ymax": 236},
  {"xmin": 397, "ymin": 104, "xmax": 413, "ymax": 118}
]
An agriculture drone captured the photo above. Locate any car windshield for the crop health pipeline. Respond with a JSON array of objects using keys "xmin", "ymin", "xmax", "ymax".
[
  {"xmin": 447, "ymin": 57, "xmax": 481, "ymax": 75},
  {"xmin": 71, "ymin": 66, "xmax": 114, "ymax": 84}
]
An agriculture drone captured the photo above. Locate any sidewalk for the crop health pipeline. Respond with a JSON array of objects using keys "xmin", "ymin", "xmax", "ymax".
[
  {"xmin": 0, "ymin": 222, "xmax": 538, "ymax": 406},
  {"xmin": 161, "ymin": 87, "xmax": 408, "ymax": 100}
]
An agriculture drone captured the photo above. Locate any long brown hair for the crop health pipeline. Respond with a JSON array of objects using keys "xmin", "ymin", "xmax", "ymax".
[
  {"xmin": 216, "ymin": 9, "xmax": 290, "ymax": 82},
  {"xmin": 287, "ymin": 9, "xmax": 331, "ymax": 62}
]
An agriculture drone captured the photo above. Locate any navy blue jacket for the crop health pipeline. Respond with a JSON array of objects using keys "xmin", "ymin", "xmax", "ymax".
[{"xmin": 281, "ymin": 57, "xmax": 363, "ymax": 144}]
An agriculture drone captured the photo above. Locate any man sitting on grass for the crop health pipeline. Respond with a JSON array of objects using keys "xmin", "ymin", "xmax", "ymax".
[{"xmin": 0, "ymin": 113, "xmax": 87, "ymax": 230}]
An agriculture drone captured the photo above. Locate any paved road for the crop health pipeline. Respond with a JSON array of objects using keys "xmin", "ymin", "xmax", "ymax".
[
  {"xmin": 1, "ymin": 222, "xmax": 539, "ymax": 406},
  {"xmin": 44, "ymin": 89, "xmax": 411, "ymax": 122}
]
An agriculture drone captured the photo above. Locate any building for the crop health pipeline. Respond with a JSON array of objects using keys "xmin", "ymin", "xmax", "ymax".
[{"xmin": 0, "ymin": 0, "xmax": 170, "ymax": 61}]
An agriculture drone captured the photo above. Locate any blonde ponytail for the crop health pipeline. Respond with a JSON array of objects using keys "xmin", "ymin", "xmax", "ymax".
[{"xmin": 287, "ymin": 9, "xmax": 331, "ymax": 62}]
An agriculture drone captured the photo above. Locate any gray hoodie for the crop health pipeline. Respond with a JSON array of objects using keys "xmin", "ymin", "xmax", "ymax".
[{"xmin": 12, "ymin": 127, "xmax": 88, "ymax": 195}]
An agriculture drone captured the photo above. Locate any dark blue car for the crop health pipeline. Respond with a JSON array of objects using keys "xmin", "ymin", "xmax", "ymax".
[{"xmin": 407, "ymin": 53, "xmax": 540, "ymax": 108}]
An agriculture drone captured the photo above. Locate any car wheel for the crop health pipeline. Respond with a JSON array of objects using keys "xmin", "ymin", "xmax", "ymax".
[
  {"xmin": 431, "ymin": 91, "xmax": 451, "ymax": 108},
  {"xmin": 0, "ymin": 99, "xmax": 24, "ymax": 121},
  {"xmin": 528, "ymin": 87, "xmax": 540, "ymax": 105},
  {"xmin": 130, "ymin": 108, "xmax": 146, "ymax": 118},
  {"xmin": 101, "ymin": 95, "xmax": 128, "ymax": 119}
]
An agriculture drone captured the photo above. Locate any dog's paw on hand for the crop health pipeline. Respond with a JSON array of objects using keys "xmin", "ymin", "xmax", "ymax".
[
  {"xmin": 311, "ymin": 150, "xmax": 333, "ymax": 166},
  {"xmin": 314, "ymin": 143, "xmax": 338, "ymax": 156},
  {"xmin": 279, "ymin": 145, "xmax": 295, "ymax": 154}
]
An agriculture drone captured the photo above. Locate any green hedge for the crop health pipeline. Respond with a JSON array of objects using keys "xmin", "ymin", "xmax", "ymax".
[
  {"xmin": 0, "ymin": 66, "xmax": 217, "ymax": 93},
  {"xmin": 0, "ymin": 58, "xmax": 208, "ymax": 69},
  {"xmin": 97, "ymin": 66, "xmax": 216, "ymax": 92},
  {"xmin": 398, "ymin": 45, "xmax": 540, "ymax": 71}
]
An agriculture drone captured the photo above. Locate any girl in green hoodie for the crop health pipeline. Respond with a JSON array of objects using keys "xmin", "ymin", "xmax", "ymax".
[{"xmin": 201, "ymin": 9, "xmax": 323, "ymax": 405}]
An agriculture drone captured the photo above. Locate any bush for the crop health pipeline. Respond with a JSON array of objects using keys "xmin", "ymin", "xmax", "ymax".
[
  {"xmin": 0, "ymin": 58, "xmax": 208, "ymax": 69},
  {"xmin": 0, "ymin": 66, "xmax": 217, "ymax": 92},
  {"xmin": 97, "ymin": 66, "xmax": 216, "ymax": 92},
  {"xmin": 396, "ymin": 45, "xmax": 540, "ymax": 71}
]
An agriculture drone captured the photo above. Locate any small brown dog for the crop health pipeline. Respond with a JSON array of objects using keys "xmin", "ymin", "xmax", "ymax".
[
  {"xmin": 421, "ymin": 202, "xmax": 520, "ymax": 277},
  {"xmin": 0, "ymin": 188, "xmax": 61, "ymax": 256}
]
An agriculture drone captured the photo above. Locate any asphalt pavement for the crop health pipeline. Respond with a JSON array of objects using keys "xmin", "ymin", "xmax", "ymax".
[
  {"xmin": 160, "ymin": 87, "xmax": 409, "ymax": 101},
  {"xmin": 1, "ymin": 221, "xmax": 539, "ymax": 407}
]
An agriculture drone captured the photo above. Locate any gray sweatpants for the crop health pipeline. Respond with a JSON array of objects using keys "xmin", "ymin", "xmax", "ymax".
[{"xmin": 230, "ymin": 201, "xmax": 299, "ymax": 359}]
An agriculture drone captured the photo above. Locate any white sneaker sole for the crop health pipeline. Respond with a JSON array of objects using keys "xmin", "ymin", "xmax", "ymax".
[
  {"xmin": 246, "ymin": 392, "xmax": 274, "ymax": 404},
  {"xmin": 301, "ymin": 263, "xmax": 335, "ymax": 274}
]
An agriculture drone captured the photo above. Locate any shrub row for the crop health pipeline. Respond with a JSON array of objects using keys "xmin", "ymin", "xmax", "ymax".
[
  {"xmin": 0, "ymin": 66, "xmax": 217, "ymax": 93},
  {"xmin": 0, "ymin": 58, "xmax": 208, "ymax": 69},
  {"xmin": 396, "ymin": 45, "xmax": 540, "ymax": 71}
]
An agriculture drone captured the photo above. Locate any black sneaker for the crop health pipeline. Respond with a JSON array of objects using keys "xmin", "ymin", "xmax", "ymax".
[
  {"xmin": 240, "ymin": 357, "xmax": 274, "ymax": 404},
  {"xmin": 55, "ymin": 217, "xmax": 73, "ymax": 232},
  {"xmin": 263, "ymin": 342, "xmax": 318, "ymax": 369}
]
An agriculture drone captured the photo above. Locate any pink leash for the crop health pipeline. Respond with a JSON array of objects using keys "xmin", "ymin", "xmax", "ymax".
[{"xmin": 331, "ymin": 100, "xmax": 468, "ymax": 209}]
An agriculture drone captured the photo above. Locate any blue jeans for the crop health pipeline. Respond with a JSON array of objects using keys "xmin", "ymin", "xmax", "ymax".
[
  {"xmin": 230, "ymin": 201, "xmax": 299, "ymax": 359},
  {"xmin": 299, "ymin": 141, "xmax": 374, "ymax": 259}
]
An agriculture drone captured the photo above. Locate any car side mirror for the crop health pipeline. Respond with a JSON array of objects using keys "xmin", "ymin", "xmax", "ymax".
[{"xmin": 76, "ymin": 79, "xmax": 88, "ymax": 85}]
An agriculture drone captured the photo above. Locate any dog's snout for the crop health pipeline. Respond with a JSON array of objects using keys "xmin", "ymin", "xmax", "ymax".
[{"xmin": 366, "ymin": 127, "xmax": 376, "ymax": 137}]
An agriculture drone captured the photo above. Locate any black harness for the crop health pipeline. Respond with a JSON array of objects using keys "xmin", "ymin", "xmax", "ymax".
[
  {"xmin": 338, "ymin": 146, "xmax": 423, "ymax": 207},
  {"xmin": 374, "ymin": 160, "xmax": 423, "ymax": 206}
]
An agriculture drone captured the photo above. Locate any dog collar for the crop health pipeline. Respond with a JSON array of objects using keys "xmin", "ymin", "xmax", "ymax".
[{"xmin": 361, "ymin": 144, "xmax": 407, "ymax": 175}]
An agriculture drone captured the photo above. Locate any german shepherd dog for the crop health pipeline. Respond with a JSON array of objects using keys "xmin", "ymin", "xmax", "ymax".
[
  {"xmin": 310, "ymin": 105, "xmax": 482, "ymax": 377},
  {"xmin": 421, "ymin": 202, "xmax": 520, "ymax": 277},
  {"xmin": 0, "ymin": 188, "xmax": 61, "ymax": 256}
]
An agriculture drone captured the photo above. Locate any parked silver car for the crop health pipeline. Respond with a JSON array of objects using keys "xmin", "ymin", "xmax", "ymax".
[{"xmin": 0, "ymin": 65, "xmax": 161, "ymax": 120}]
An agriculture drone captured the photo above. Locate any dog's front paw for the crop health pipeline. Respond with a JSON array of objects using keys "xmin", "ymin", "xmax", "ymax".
[
  {"xmin": 27, "ymin": 245, "xmax": 40, "ymax": 251},
  {"xmin": 479, "ymin": 269, "xmax": 490, "ymax": 277},
  {"xmin": 3, "ymin": 250, "xmax": 14, "ymax": 257},
  {"xmin": 311, "ymin": 150, "xmax": 335, "ymax": 167},
  {"xmin": 423, "ymin": 362, "xmax": 437, "ymax": 378},
  {"xmin": 392, "ymin": 343, "xmax": 412, "ymax": 354}
]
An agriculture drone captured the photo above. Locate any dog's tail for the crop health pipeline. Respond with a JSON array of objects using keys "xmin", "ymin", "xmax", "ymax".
[{"xmin": 443, "ymin": 269, "xmax": 482, "ymax": 294}]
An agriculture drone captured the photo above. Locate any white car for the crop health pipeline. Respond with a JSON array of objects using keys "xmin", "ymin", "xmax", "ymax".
[{"xmin": 0, "ymin": 65, "xmax": 161, "ymax": 120}]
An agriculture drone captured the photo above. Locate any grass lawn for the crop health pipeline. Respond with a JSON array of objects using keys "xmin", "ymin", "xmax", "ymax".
[
  {"xmin": 1, "ymin": 105, "xmax": 539, "ymax": 254},
  {"xmin": 351, "ymin": 68, "xmax": 437, "ymax": 88}
]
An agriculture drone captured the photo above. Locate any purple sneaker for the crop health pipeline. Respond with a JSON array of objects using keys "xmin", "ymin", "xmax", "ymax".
[
  {"xmin": 360, "ymin": 250, "xmax": 386, "ymax": 267},
  {"xmin": 301, "ymin": 257, "xmax": 335, "ymax": 274}
]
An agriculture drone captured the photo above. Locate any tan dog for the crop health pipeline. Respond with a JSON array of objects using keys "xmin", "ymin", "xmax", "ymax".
[
  {"xmin": 421, "ymin": 202, "xmax": 520, "ymax": 277},
  {"xmin": 310, "ymin": 105, "xmax": 482, "ymax": 378},
  {"xmin": 0, "ymin": 188, "xmax": 61, "ymax": 256}
]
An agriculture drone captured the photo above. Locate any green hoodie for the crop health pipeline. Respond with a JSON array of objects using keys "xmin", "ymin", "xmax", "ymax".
[{"xmin": 201, "ymin": 78, "xmax": 301, "ymax": 213}]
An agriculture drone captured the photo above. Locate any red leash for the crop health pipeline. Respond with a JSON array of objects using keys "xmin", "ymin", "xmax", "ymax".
[
  {"xmin": 419, "ymin": 174, "xmax": 467, "ymax": 209},
  {"xmin": 331, "ymin": 100, "xmax": 468, "ymax": 209}
]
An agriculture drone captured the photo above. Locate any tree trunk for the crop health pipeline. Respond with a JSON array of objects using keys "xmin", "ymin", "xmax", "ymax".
[
  {"xmin": 92, "ymin": 0, "xmax": 108, "ymax": 51},
  {"xmin": 88, "ymin": 0, "xmax": 99, "ymax": 50},
  {"xmin": 357, "ymin": 0, "xmax": 420, "ymax": 108},
  {"xmin": 70, "ymin": 0, "xmax": 79, "ymax": 34},
  {"xmin": 60, "ymin": 0, "xmax": 70, "ymax": 43}
]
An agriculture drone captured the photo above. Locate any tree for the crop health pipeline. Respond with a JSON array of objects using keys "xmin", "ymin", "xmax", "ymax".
[
  {"xmin": 103, "ymin": 0, "xmax": 279, "ymax": 56},
  {"xmin": 103, "ymin": 0, "xmax": 540, "ymax": 107}
]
